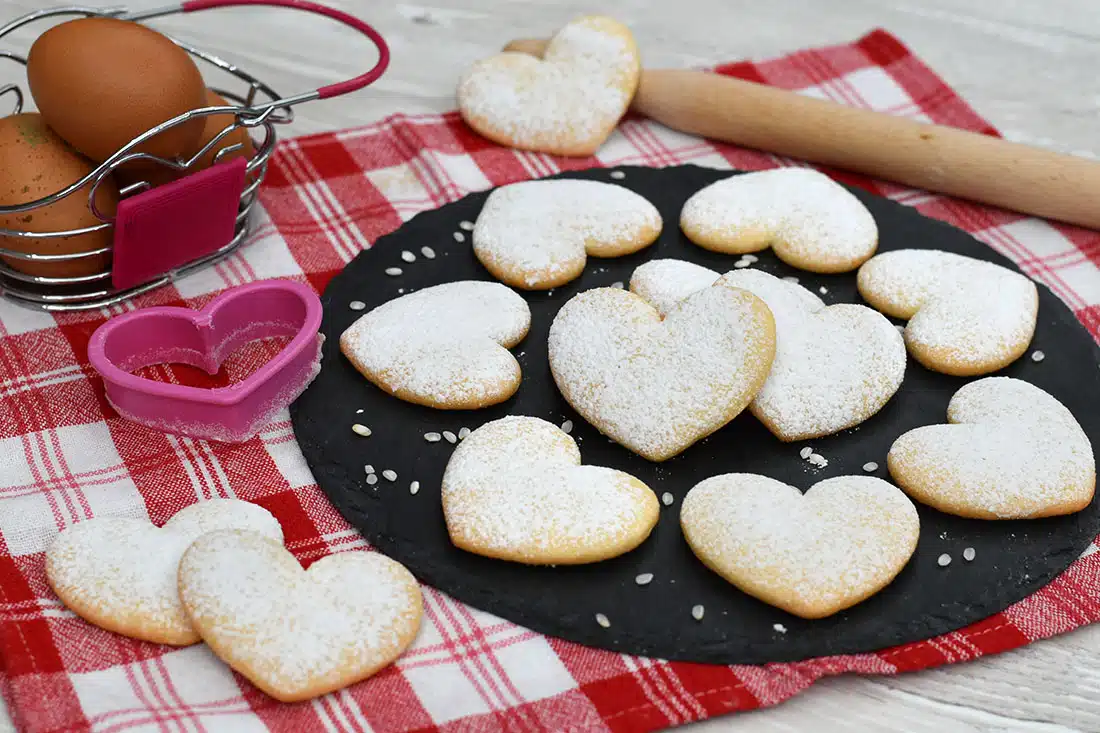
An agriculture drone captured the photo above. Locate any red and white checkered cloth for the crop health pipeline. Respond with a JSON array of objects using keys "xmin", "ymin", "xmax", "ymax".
[{"xmin": 1, "ymin": 28, "xmax": 1098, "ymax": 733}]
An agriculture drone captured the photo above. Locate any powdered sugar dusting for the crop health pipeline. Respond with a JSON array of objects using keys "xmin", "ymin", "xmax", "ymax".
[
  {"xmin": 857, "ymin": 249, "xmax": 1039, "ymax": 374},
  {"xmin": 680, "ymin": 474, "xmax": 919, "ymax": 618},
  {"xmin": 442, "ymin": 416, "xmax": 658, "ymax": 564},
  {"xmin": 457, "ymin": 15, "xmax": 639, "ymax": 155},
  {"xmin": 631, "ymin": 262, "xmax": 906, "ymax": 440},
  {"xmin": 888, "ymin": 377, "xmax": 1095, "ymax": 519},
  {"xmin": 178, "ymin": 531, "xmax": 421, "ymax": 701},
  {"xmin": 547, "ymin": 284, "xmax": 775, "ymax": 461},
  {"xmin": 340, "ymin": 281, "xmax": 530, "ymax": 408},
  {"xmin": 679, "ymin": 168, "xmax": 878, "ymax": 271},
  {"xmin": 473, "ymin": 179, "xmax": 661, "ymax": 289},
  {"xmin": 46, "ymin": 500, "xmax": 283, "ymax": 645}
]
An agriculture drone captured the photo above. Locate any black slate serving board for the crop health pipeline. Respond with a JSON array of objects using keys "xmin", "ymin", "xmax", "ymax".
[{"xmin": 291, "ymin": 164, "xmax": 1100, "ymax": 665}]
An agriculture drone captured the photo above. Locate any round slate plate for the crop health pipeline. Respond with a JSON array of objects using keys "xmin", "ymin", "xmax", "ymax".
[{"xmin": 291, "ymin": 164, "xmax": 1100, "ymax": 665}]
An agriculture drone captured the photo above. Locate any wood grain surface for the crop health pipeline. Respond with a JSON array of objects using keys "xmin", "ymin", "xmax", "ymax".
[{"xmin": 0, "ymin": 1, "xmax": 1096, "ymax": 731}]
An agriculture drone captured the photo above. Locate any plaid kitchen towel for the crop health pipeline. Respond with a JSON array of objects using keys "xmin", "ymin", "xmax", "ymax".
[{"xmin": 1, "ymin": 28, "xmax": 1099, "ymax": 733}]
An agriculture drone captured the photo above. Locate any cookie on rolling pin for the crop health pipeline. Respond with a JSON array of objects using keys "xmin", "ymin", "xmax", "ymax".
[
  {"xmin": 888, "ymin": 377, "xmax": 1094, "ymax": 520},
  {"xmin": 857, "ymin": 249, "xmax": 1038, "ymax": 376},
  {"xmin": 680, "ymin": 473, "xmax": 919, "ymax": 619},
  {"xmin": 178, "ymin": 530, "xmax": 422, "ymax": 703},
  {"xmin": 630, "ymin": 261, "xmax": 906, "ymax": 441},
  {"xmin": 442, "ymin": 416, "xmax": 659, "ymax": 564},
  {"xmin": 680, "ymin": 168, "xmax": 878, "ymax": 273},
  {"xmin": 457, "ymin": 15, "xmax": 640, "ymax": 156},
  {"xmin": 473, "ymin": 179, "xmax": 662, "ymax": 289},
  {"xmin": 339, "ymin": 281, "xmax": 531, "ymax": 409}
]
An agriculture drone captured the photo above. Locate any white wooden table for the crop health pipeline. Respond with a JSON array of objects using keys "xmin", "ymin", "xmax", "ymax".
[{"xmin": 1, "ymin": 1, "xmax": 1097, "ymax": 730}]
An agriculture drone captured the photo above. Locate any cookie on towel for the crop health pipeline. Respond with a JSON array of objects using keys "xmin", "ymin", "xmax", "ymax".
[
  {"xmin": 442, "ymin": 416, "xmax": 659, "ymax": 564},
  {"xmin": 680, "ymin": 474, "xmax": 920, "ymax": 619},
  {"xmin": 457, "ymin": 15, "xmax": 640, "ymax": 156},
  {"xmin": 340, "ymin": 281, "xmax": 531, "ymax": 409},
  {"xmin": 46, "ymin": 499, "xmax": 283, "ymax": 645},
  {"xmin": 857, "ymin": 249, "xmax": 1039, "ymax": 376},
  {"xmin": 888, "ymin": 377, "xmax": 1095, "ymax": 519},
  {"xmin": 630, "ymin": 260, "xmax": 906, "ymax": 441},
  {"xmin": 178, "ymin": 530, "xmax": 423, "ymax": 703},
  {"xmin": 679, "ymin": 168, "xmax": 878, "ymax": 273},
  {"xmin": 473, "ymin": 179, "xmax": 662, "ymax": 290},
  {"xmin": 547, "ymin": 283, "xmax": 776, "ymax": 462}
]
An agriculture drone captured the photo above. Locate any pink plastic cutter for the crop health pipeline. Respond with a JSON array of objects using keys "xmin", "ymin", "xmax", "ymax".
[{"xmin": 88, "ymin": 279, "xmax": 323, "ymax": 443}]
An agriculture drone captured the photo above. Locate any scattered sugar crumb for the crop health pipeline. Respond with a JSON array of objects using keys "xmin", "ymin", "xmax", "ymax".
[
  {"xmin": 366, "ymin": 474, "xmax": 378, "ymax": 486},
  {"xmin": 611, "ymin": 281, "xmax": 624, "ymax": 289},
  {"xmin": 458, "ymin": 427, "xmax": 471, "ymax": 440},
  {"xmin": 351, "ymin": 424, "xmax": 372, "ymax": 437},
  {"xmin": 939, "ymin": 531, "xmax": 948, "ymax": 539},
  {"xmin": 937, "ymin": 553, "xmax": 951, "ymax": 567},
  {"xmin": 459, "ymin": 220, "xmax": 475, "ymax": 231},
  {"xmin": 453, "ymin": 231, "xmax": 466, "ymax": 242},
  {"xmin": 364, "ymin": 464, "xmax": 375, "ymax": 474},
  {"xmin": 773, "ymin": 623, "xmax": 787, "ymax": 634},
  {"xmin": 783, "ymin": 276, "xmax": 799, "ymax": 284},
  {"xmin": 385, "ymin": 267, "xmax": 402, "ymax": 276},
  {"xmin": 561, "ymin": 420, "xmax": 574, "ymax": 434},
  {"xmin": 1031, "ymin": 350, "xmax": 1045, "ymax": 362},
  {"xmin": 691, "ymin": 604, "xmax": 705, "ymax": 621},
  {"xmin": 863, "ymin": 462, "xmax": 879, "ymax": 472},
  {"xmin": 963, "ymin": 547, "xmax": 976, "ymax": 562},
  {"xmin": 425, "ymin": 432, "xmax": 442, "ymax": 443},
  {"xmin": 595, "ymin": 613, "xmax": 610, "ymax": 628},
  {"xmin": 818, "ymin": 286, "xmax": 828, "ymax": 294},
  {"xmin": 410, "ymin": 481, "xmax": 421, "ymax": 495},
  {"xmin": 807, "ymin": 452, "xmax": 828, "ymax": 468},
  {"xmin": 635, "ymin": 573, "xmax": 653, "ymax": 586},
  {"xmin": 382, "ymin": 470, "xmax": 397, "ymax": 482},
  {"xmin": 355, "ymin": 408, "xmax": 364, "ymax": 414},
  {"xmin": 421, "ymin": 246, "xmax": 436, "ymax": 259},
  {"xmin": 401, "ymin": 250, "xmax": 416, "ymax": 263},
  {"xmin": 349, "ymin": 300, "xmax": 366, "ymax": 311},
  {"xmin": 609, "ymin": 170, "xmax": 626, "ymax": 180},
  {"xmin": 743, "ymin": 254, "xmax": 758, "ymax": 264},
  {"xmin": 733, "ymin": 259, "xmax": 751, "ymax": 269},
  {"xmin": 799, "ymin": 446, "xmax": 813, "ymax": 459},
  {"xmin": 443, "ymin": 431, "xmax": 458, "ymax": 444},
  {"xmin": 661, "ymin": 492, "xmax": 674, "ymax": 506}
]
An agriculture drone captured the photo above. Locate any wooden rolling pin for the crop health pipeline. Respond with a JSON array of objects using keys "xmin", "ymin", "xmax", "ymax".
[{"xmin": 505, "ymin": 37, "xmax": 1100, "ymax": 230}]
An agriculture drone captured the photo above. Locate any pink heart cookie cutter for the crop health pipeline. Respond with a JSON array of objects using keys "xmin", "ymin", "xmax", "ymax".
[{"xmin": 88, "ymin": 280, "xmax": 324, "ymax": 443}]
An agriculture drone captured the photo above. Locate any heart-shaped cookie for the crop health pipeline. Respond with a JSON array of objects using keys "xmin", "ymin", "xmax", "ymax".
[
  {"xmin": 547, "ymin": 283, "xmax": 776, "ymax": 461},
  {"xmin": 179, "ymin": 530, "xmax": 423, "ymax": 703},
  {"xmin": 472, "ymin": 179, "xmax": 662, "ymax": 290},
  {"xmin": 680, "ymin": 474, "xmax": 920, "ymax": 619},
  {"xmin": 46, "ymin": 499, "xmax": 283, "ymax": 645},
  {"xmin": 888, "ymin": 377, "xmax": 1095, "ymax": 519},
  {"xmin": 340, "ymin": 281, "xmax": 531, "ymax": 409},
  {"xmin": 679, "ymin": 168, "xmax": 878, "ymax": 273},
  {"xmin": 630, "ymin": 261, "xmax": 906, "ymax": 441},
  {"xmin": 457, "ymin": 15, "xmax": 640, "ymax": 156},
  {"xmin": 857, "ymin": 249, "xmax": 1039, "ymax": 376},
  {"xmin": 442, "ymin": 415, "xmax": 660, "ymax": 564}
]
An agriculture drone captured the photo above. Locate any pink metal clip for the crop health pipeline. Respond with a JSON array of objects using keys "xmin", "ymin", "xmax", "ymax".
[{"xmin": 88, "ymin": 280, "xmax": 323, "ymax": 442}]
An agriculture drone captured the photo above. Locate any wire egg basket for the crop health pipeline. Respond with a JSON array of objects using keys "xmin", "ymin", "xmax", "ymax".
[{"xmin": 0, "ymin": 0, "xmax": 389, "ymax": 311}]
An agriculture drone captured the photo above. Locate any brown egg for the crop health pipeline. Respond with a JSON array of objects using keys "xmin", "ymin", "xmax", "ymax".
[
  {"xmin": 113, "ymin": 89, "xmax": 256, "ymax": 192},
  {"xmin": 192, "ymin": 89, "xmax": 256, "ymax": 171},
  {"xmin": 27, "ymin": 17, "xmax": 206, "ymax": 165},
  {"xmin": 0, "ymin": 113, "xmax": 119, "ymax": 279}
]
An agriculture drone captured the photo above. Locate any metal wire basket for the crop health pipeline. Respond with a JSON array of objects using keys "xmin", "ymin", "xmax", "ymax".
[{"xmin": 0, "ymin": 0, "xmax": 389, "ymax": 311}]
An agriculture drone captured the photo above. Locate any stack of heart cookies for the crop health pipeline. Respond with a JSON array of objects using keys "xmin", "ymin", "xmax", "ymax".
[
  {"xmin": 339, "ymin": 147, "xmax": 1095, "ymax": 622},
  {"xmin": 45, "ymin": 499, "xmax": 423, "ymax": 702}
]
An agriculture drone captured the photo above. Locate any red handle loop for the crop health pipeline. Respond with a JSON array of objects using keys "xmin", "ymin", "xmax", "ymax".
[{"xmin": 180, "ymin": 0, "xmax": 389, "ymax": 99}]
